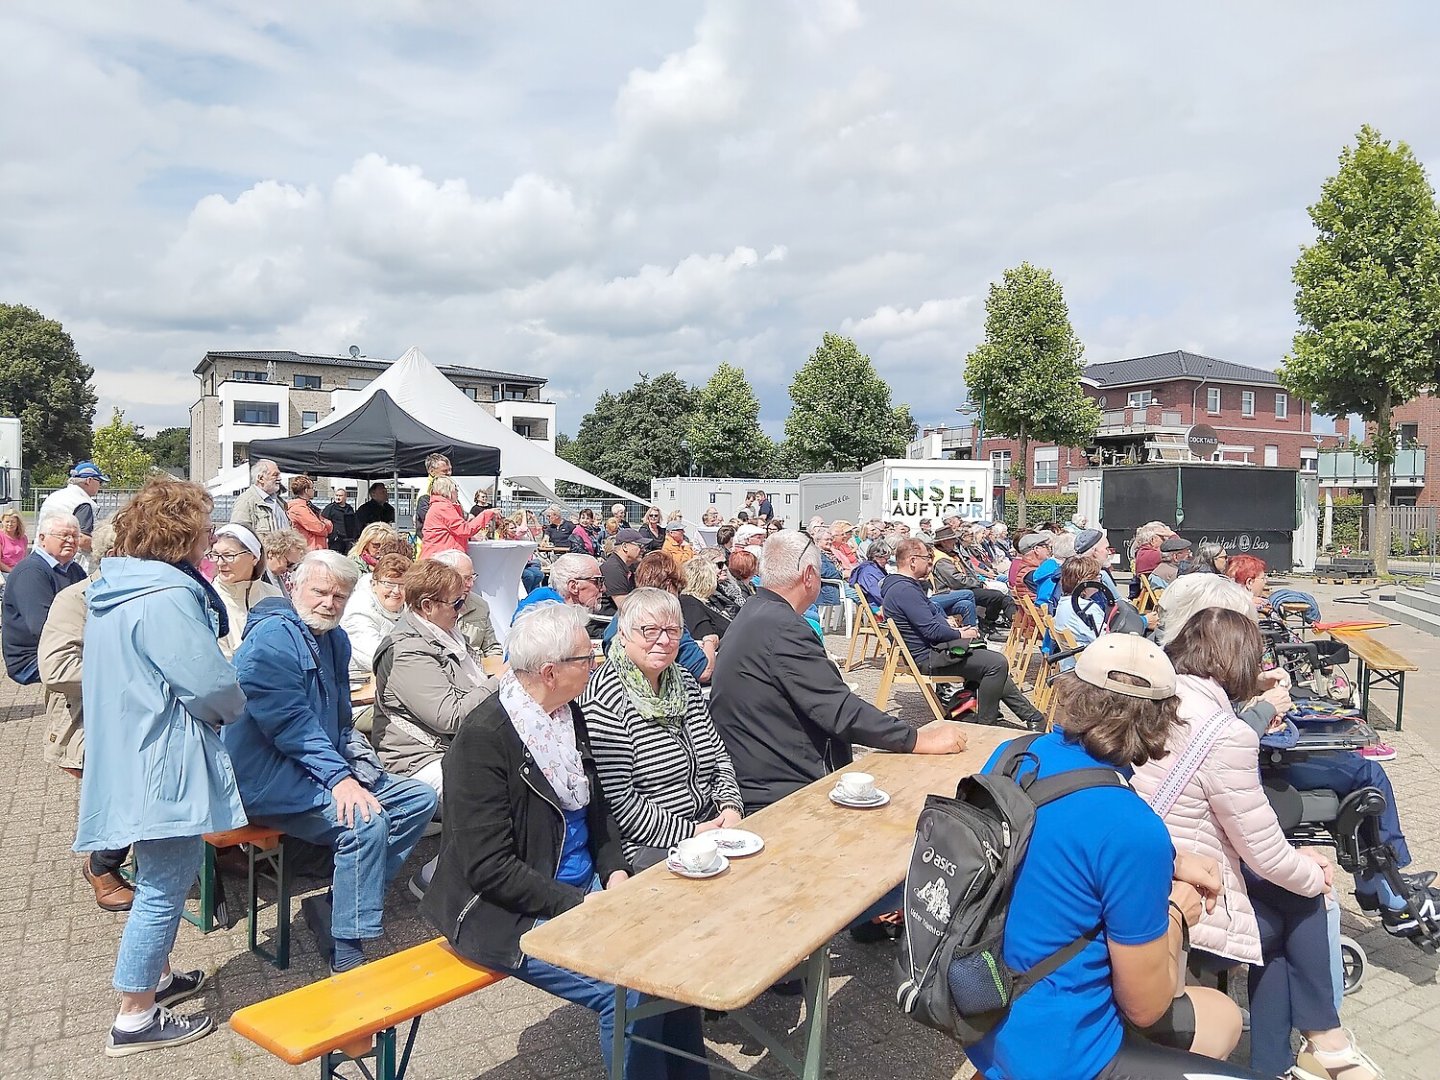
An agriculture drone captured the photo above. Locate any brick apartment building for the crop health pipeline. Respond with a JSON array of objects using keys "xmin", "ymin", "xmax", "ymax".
[
  {"xmin": 969, "ymin": 350, "xmax": 1340, "ymax": 493},
  {"xmin": 1320, "ymin": 396, "xmax": 1434, "ymax": 506}
]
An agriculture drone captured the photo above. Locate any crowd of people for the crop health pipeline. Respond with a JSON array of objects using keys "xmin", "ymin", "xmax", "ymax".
[{"xmin": 0, "ymin": 453, "xmax": 1421, "ymax": 1078}]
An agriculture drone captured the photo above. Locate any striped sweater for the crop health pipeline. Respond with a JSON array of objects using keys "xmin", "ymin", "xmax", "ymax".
[{"xmin": 580, "ymin": 661, "xmax": 744, "ymax": 860}]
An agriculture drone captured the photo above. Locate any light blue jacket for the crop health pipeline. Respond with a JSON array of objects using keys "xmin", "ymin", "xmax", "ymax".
[{"xmin": 74, "ymin": 558, "xmax": 248, "ymax": 851}]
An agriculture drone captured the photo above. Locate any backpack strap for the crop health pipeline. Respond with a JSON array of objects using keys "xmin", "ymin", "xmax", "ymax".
[
  {"xmin": 1023, "ymin": 767, "xmax": 1129, "ymax": 808},
  {"xmin": 1012, "ymin": 921, "xmax": 1105, "ymax": 997},
  {"xmin": 1144, "ymin": 707, "xmax": 1231, "ymax": 820}
]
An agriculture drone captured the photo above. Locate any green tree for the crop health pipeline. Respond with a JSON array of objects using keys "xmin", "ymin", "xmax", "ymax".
[
  {"xmin": 91, "ymin": 408, "xmax": 156, "ymax": 487},
  {"xmin": 963, "ymin": 262, "xmax": 1100, "ymax": 526},
  {"xmin": 142, "ymin": 426, "xmax": 190, "ymax": 476},
  {"xmin": 0, "ymin": 304, "xmax": 98, "ymax": 474},
  {"xmin": 1280, "ymin": 125, "xmax": 1440, "ymax": 573},
  {"xmin": 562, "ymin": 373, "xmax": 700, "ymax": 494},
  {"xmin": 783, "ymin": 333, "xmax": 915, "ymax": 472},
  {"xmin": 686, "ymin": 362, "xmax": 774, "ymax": 477}
]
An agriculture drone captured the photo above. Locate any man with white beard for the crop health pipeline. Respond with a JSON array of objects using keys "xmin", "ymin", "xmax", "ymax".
[{"xmin": 223, "ymin": 550, "xmax": 437, "ymax": 974}]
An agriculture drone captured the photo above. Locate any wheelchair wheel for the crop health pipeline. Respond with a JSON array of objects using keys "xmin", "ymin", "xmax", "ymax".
[{"xmin": 1340, "ymin": 935, "xmax": 1366, "ymax": 995}]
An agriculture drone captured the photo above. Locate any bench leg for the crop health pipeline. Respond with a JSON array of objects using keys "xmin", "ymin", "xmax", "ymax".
[
  {"xmin": 247, "ymin": 839, "xmax": 290, "ymax": 970},
  {"xmin": 181, "ymin": 842, "xmax": 218, "ymax": 934},
  {"xmin": 320, "ymin": 1020, "xmax": 418, "ymax": 1080}
]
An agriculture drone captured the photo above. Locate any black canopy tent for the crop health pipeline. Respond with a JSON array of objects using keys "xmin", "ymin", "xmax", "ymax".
[{"xmin": 245, "ymin": 389, "xmax": 501, "ymax": 480}]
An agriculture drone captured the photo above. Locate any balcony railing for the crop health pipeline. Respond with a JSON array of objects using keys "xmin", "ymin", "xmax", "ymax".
[
  {"xmin": 1317, "ymin": 447, "xmax": 1426, "ymax": 487},
  {"xmin": 1096, "ymin": 407, "xmax": 1187, "ymax": 435}
]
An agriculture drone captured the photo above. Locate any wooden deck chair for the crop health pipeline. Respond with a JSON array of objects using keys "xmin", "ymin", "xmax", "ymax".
[
  {"xmin": 1136, "ymin": 575, "xmax": 1160, "ymax": 615},
  {"xmin": 1010, "ymin": 593, "xmax": 1045, "ymax": 686},
  {"xmin": 875, "ymin": 618, "xmax": 969, "ymax": 723},
  {"xmin": 1043, "ymin": 627, "xmax": 1081, "ymax": 730},
  {"xmin": 843, "ymin": 593, "xmax": 887, "ymax": 671}
]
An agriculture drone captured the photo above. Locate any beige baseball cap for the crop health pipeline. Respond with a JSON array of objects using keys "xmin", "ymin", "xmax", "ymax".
[{"xmin": 1073, "ymin": 635, "xmax": 1176, "ymax": 701}]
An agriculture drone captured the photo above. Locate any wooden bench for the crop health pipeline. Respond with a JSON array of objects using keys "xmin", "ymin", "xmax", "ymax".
[
  {"xmin": 230, "ymin": 937, "xmax": 506, "ymax": 1080},
  {"xmin": 1329, "ymin": 629, "xmax": 1419, "ymax": 731}
]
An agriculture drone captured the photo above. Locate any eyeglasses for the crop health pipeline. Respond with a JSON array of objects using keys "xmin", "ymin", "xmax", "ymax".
[
  {"xmin": 796, "ymin": 536, "xmax": 816, "ymax": 572},
  {"xmin": 374, "ymin": 580, "xmax": 404, "ymax": 595},
  {"xmin": 556, "ymin": 653, "xmax": 599, "ymax": 668},
  {"xmin": 583, "ymin": 575, "xmax": 606, "ymax": 585},
  {"xmin": 425, "ymin": 594, "xmax": 466, "ymax": 611},
  {"xmin": 635, "ymin": 624, "xmax": 682, "ymax": 643},
  {"xmin": 206, "ymin": 550, "xmax": 250, "ymax": 564}
]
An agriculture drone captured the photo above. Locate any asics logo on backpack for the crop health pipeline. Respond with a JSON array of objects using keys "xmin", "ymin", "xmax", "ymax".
[{"xmin": 922, "ymin": 847, "xmax": 959, "ymax": 876}]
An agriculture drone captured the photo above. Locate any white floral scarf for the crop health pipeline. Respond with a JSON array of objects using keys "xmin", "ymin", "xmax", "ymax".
[{"xmin": 499, "ymin": 672, "xmax": 590, "ymax": 811}]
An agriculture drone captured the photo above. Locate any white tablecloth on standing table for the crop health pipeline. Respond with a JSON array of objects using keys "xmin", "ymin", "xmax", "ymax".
[{"xmin": 468, "ymin": 540, "xmax": 536, "ymax": 647}]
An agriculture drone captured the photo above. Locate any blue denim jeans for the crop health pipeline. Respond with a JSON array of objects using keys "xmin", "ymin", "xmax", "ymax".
[
  {"xmin": 258, "ymin": 773, "xmax": 436, "ymax": 940},
  {"xmin": 929, "ymin": 590, "xmax": 978, "ymax": 626},
  {"xmin": 504, "ymin": 878, "xmax": 709, "ymax": 1078},
  {"xmin": 522, "ymin": 562, "xmax": 544, "ymax": 594},
  {"xmin": 113, "ymin": 835, "xmax": 203, "ymax": 993},
  {"xmin": 848, "ymin": 884, "xmax": 904, "ymax": 929}
]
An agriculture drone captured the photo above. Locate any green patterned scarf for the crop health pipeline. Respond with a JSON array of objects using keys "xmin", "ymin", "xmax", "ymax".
[{"xmin": 607, "ymin": 640, "xmax": 688, "ymax": 727}]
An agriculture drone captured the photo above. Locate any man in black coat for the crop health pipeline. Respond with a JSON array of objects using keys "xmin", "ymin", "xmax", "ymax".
[
  {"xmin": 709, "ymin": 530, "xmax": 966, "ymax": 814},
  {"xmin": 2, "ymin": 512, "xmax": 86, "ymax": 683},
  {"xmin": 353, "ymin": 482, "xmax": 395, "ymax": 529},
  {"xmin": 322, "ymin": 486, "xmax": 358, "ymax": 554}
]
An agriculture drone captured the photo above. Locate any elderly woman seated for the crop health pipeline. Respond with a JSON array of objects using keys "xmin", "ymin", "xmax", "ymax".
[
  {"xmin": 421, "ymin": 604, "xmax": 709, "ymax": 1078},
  {"xmin": 340, "ymin": 552, "xmax": 412, "ymax": 726},
  {"xmin": 374, "ymin": 559, "xmax": 500, "ymax": 897},
  {"xmin": 680, "ymin": 553, "xmax": 732, "ymax": 641},
  {"xmin": 581, "ymin": 588, "xmax": 743, "ymax": 870},
  {"xmin": 348, "ymin": 522, "xmax": 402, "ymax": 576},
  {"xmin": 261, "ymin": 528, "xmax": 306, "ymax": 596},
  {"xmin": 208, "ymin": 524, "xmax": 283, "ymax": 661}
]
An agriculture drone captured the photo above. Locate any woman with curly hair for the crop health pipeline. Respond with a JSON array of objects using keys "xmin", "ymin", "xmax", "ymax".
[{"xmin": 75, "ymin": 478, "xmax": 248, "ymax": 1057}]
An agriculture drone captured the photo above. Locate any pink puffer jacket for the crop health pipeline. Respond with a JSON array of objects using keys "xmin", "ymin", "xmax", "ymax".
[{"xmin": 1130, "ymin": 674, "xmax": 1327, "ymax": 964}]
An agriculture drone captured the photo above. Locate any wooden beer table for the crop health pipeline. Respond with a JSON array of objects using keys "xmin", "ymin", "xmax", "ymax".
[{"xmin": 522, "ymin": 723, "xmax": 1011, "ymax": 1079}]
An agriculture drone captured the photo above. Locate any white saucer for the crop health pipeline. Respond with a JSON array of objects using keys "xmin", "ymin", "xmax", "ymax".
[
  {"xmin": 829, "ymin": 787, "xmax": 891, "ymax": 809},
  {"xmin": 666, "ymin": 852, "xmax": 730, "ymax": 879},
  {"xmin": 709, "ymin": 829, "xmax": 764, "ymax": 858}
]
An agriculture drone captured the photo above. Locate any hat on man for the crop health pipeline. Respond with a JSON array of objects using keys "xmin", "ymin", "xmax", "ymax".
[
  {"xmin": 614, "ymin": 527, "xmax": 646, "ymax": 546},
  {"xmin": 735, "ymin": 524, "xmax": 766, "ymax": 546},
  {"xmin": 1074, "ymin": 635, "xmax": 1177, "ymax": 701},
  {"xmin": 1017, "ymin": 530, "xmax": 1056, "ymax": 554},
  {"xmin": 932, "ymin": 526, "xmax": 961, "ymax": 544},
  {"xmin": 1160, "ymin": 536, "xmax": 1193, "ymax": 553},
  {"xmin": 1073, "ymin": 528, "xmax": 1105, "ymax": 556},
  {"xmin": 666, "ymin": 520, "xmax": 687, "ymax": 533},
  {"xmin": 71, "ymin": 460, "xmax": 110, "ymax": 482}
]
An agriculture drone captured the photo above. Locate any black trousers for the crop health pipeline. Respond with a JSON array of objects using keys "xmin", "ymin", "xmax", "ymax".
[
  {"xmin": 923, "ymin": 647, "xmax": 1040, "ymax": 726},
  {"xmin": 90, "ymin": 848, "xmax": 130, "ymax": 876},
  {"xmin": 973, "ymin": 588, "xmax": 1013, "ymax": 624},
  {"xmin": 1094, "ymin": 1030, "xmax": 1266, "ymax": 1079}
]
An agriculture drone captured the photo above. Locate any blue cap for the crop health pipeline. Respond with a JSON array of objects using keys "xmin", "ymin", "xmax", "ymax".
[{"xmin": 70, "ymin": 461, "xmax": 110, "ymax": 482}]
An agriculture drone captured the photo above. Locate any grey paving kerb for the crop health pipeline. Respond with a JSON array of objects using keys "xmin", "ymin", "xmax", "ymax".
[{"xmin": 2, "ymin": 603, "xmax": 1439, "ymax": 1079}]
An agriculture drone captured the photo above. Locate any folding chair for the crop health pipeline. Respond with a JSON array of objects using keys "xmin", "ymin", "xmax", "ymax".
[
  {"xmin": 1135, "ymin": 575, "xmax": 1160, "ymax": 615},
  {"xmin": 875, "ymin": 619, "xmax": 969, "ymax": 723},
  {"xmin": 844, "ymin": 593, "xmax": 888, "ymax": 671},
  {"xmin": 1042, "ymin": 627, "xmax": 1081, "ymax": 730}
]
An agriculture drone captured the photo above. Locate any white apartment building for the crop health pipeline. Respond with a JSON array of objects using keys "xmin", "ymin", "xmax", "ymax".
[{"xmin": 190, "ymin": 348, "xmax": 556, "ymax": 493}]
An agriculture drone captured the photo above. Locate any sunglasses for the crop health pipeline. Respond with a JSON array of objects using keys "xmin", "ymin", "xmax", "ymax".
[{"xmin": 425, "ymin": 594, "xmax": 466, "ymax": 611}]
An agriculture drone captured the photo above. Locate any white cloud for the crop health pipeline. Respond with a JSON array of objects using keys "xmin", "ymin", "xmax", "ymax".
[{"xmin": 843, "ymin": 297, "xmax": 973, "ymax": 339}]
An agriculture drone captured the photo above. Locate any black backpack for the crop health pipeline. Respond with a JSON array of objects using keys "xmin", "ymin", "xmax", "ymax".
[{"xmin": 896, "ymin": 733, "xmax": 1128, "ymax": 1046}]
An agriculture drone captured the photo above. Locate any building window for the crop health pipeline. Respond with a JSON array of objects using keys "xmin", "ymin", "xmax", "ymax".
[
  {"xmin": 513, "ymin": 422, "xmax": 533, "ymax": 438},
  {"xmin": 1034, "ymin": 447, "xmax": 1059, "ymax": 487},
  {"xmin": 234, "ymin": 401, "xmax": 279, "ymax": 426},
  {"xmin": 1399, "ymin": 423, "xmax": 1419, "ymax": 449},
  {"xmin": 232, "ymin": 442, "xmax": 249, "ymax": 467},
  {"xmin": 233, "ymin": 369, "xmax": 268, "ymax": 383},
  {"xmin": 347, "ymin": 377, "xmax": 371, "ymax": 390},
  {"xmin": 1275, "ymin": 392, "xmax": 1288, "ymax": 419},
  {"xmin": 1241, "ymin": 391, "xmax": 1255, "ymax": 417},
  {"xmin": 293, "ymin": 374, "xmax": 321, "ymax": 390},
  {"xmin": 503, "ymin": 387, "xmax": 528, "ymax": 401},
  {"xmin": 990, "ymin": 450, "xmax": 1011, "ymax": 486},
  {"xmin": 1300, "ymin": 448, "xmax": 1318, "ymax": 472},
  {"xmin": 1127, "ymin": 390, "xmax": 1154, "ymax": 408},
  {"xmin": 1263, "ymin": 445, "xmax": 1279, "ymax": 467},
  {"xmin": 464, "ymin": 386, "xmax": 481, "ymax": 401},
  {"xmin": 1207, "ymin": 387, "xmax": 1221, "ymax": 414},
  {"xmin": 301, "ymin": 410, "xmax": 319, "ymax": 430}
]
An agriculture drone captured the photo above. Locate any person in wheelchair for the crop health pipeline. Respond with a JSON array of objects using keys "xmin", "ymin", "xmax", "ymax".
[
  {"xmin": 1135, "ymin": 601, "xmax": 1383, "ymax": 1080},
  {"xmin": 1161, "ymin": 575, "xmax": 1440, "ymax": 941},
  {"xmin": 1225, "ymin": 554, "xmax": 1322, "ymax": 626}
]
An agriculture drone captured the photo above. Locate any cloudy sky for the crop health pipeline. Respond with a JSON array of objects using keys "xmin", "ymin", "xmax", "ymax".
[{"xmin": 4, "ymin": 1, "xmax": 1439, "ymax": 438}]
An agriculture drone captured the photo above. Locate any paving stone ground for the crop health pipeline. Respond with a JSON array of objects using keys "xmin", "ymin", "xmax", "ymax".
[{"xmin": 2, "ymin": 603, "xmax": 1438, "ymax": 1079}]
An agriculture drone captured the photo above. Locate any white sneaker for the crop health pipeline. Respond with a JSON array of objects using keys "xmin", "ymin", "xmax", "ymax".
[{"xmin": 1290, "ymin": 1031, "xmax": 1384, "ymax": 1080}]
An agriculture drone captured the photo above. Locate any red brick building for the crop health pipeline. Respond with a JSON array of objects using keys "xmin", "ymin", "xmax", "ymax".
[
  {"xmin": 976, "ymin": 350, "xmax": 1341, "ymax": 493},
  {"xmin": 1322, "ymin": 397, "xmax": 1433, "ymax": 506}
]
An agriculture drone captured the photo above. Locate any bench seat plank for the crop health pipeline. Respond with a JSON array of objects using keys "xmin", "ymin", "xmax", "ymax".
[
  {"xmin": 1328, "ymin": 630, "xmax": 1419, "ymax": 672},
  {"xmin": 230, "ymin": 938, "xmax": 504, "ymax": 1065},
  {"xmin": 204, "ymin": 825, "xmax": 283, "ymax": 849}
]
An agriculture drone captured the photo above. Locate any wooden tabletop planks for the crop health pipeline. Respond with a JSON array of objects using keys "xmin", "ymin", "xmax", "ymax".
[
  {"xmin": 1329, "ymin": 629, "xmax": 1419, "ymax": 671},
  {"xmin": 521, "ymin": 722, "xmax": 1013, "ymax": 1011}
]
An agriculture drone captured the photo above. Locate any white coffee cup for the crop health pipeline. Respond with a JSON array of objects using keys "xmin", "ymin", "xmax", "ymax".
[
  {"xmin": 669, "ymin": 835, "xmax": 719, "ymax": 872},
  {"xmin": 837, "ymin": 772, "xmax": 876, "ymax": 800}
]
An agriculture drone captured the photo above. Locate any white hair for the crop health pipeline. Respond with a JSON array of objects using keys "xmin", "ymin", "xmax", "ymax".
[
  {"xmin": 430, "ymin": 476, "xmax": 458, "ymax": 500},
  {"xmin": 760, "ymin": 530, "xmax": 821, "ymax": 589},
  {"xmin": 549, "ymin": 553, "xmax": 598, "ymax": 596},
  {"xmin": 991, "ymin": 523, "xmax": 1008, "ymax": 536},
  {"xmin": 1155, "ymin": 574, "xmax": 1255, "ymax": 643},
  {"xmin": 250, "ymin": 459, "xmax": 277, "ymax": 484},
  {"xmin": 617, "ymin": 587, "xmax": 683, "ymax": 638},
  {"xmin": 291, "ymin": 549, "xmax": 361, "ymax": 594},
  {"xmin": 508, "ymin": 603, "xmax": 591, "ymax": 674},
  {"xmin": 36, "ymin": 510, "xmax": 80, "ymax": 537},
  {"xmin": 430, "ymin": 549, "xmax": 473, "ymax": 573}
]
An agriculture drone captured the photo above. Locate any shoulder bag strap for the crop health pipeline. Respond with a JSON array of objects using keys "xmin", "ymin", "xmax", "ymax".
[{"xmin": 1144, "ymin": 707, "xmax": 1232, "ymax": 820}]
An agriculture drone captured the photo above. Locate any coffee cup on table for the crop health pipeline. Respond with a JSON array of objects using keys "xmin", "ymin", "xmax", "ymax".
[
  {"xmin": 669, "ymin": 835, "xmax": 719, "ymax": 872},
  {"xmin": 837, "ymin": 772, "xmax": 876, "ymax": 800}
]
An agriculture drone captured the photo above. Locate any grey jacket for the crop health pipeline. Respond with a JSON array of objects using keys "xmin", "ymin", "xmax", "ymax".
[
  {"xmin": 456, "ymin": 593, "xmax": 503, "ymax": 659},
  {"xmin": 372, "ymin": 609, "xmax": 497, "ymax": 777},
  {"xmin": 231, "ymin": 485, "xmax": 288, "ymax": 538}
]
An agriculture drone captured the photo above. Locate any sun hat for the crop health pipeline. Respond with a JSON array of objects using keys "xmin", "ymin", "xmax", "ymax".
[
  {"xmin": 735, "ymin": 524, "xmax": 766, "ymax": 545},
  {"xmin": 1074, "ymin": 635, "xmax": 1177, "ymax": 701},
  {"xmin": 70, "ymin": 460, "xmax": 110, "ymax": 482}
]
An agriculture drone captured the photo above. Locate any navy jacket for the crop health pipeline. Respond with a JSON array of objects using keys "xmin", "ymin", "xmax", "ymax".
[
  {"xmin": 880, "ymin": 572, "xmax": 965, "ymax": 665},
  {"xmin": 2, "ymin": 552, "xmax": 85, "ymax": 683}
]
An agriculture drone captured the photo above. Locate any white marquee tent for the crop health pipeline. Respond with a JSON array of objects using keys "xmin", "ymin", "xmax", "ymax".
[{"xmin": 303, "ymin": 346, "xmax": 648, "ymax": 506}]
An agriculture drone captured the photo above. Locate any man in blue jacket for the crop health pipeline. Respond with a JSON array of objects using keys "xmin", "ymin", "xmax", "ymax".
[
  {"xmin": 881, "ymin": 538, "xmax": 1044, "ymax": 731},
  {"xmin": 225, "ymin": 550, "xmax": 437, "ymax": 973},
  {"xmin": 2, "ymin": 510, "xmax": 86, "ymax": 683}
]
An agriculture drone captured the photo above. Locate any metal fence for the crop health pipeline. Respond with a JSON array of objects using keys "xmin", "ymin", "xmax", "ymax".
[{"xmin": 1350, "ymin": 504, "xmax": 1440, "ymax": 572}]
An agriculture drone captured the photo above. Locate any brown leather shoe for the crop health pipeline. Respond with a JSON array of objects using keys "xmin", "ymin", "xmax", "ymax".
[{"xmin": 83, "ymin": 862, "xmax": 135, "ymax": 912}]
